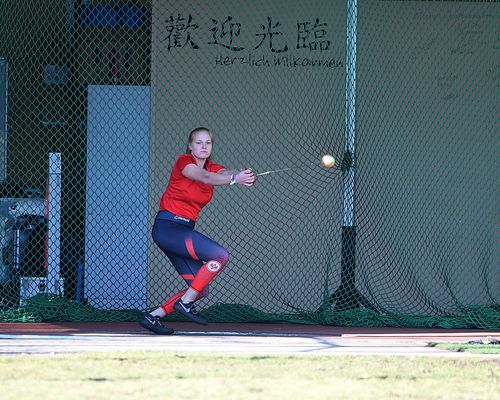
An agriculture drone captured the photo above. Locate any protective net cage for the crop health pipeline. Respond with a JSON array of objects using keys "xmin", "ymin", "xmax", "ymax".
[{"xmin": 0, "ymin": 0, "xmax": 498, "ymax": 329}]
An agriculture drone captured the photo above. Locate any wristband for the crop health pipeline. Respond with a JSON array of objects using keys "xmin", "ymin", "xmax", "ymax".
[{"xmin": 229, "ymin": 174, "xmax": 236, "ymax": 185}]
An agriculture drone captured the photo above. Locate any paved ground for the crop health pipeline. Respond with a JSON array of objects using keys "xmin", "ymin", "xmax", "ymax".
[{"xmin": 0, "ymin": 322, "xmax": 499, "ymax": 357}]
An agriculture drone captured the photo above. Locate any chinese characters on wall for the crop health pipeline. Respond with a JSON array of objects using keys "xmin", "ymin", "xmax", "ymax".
[{"xmin": 163, "ymin": 14, "xmax": 343, "ymax": 69}]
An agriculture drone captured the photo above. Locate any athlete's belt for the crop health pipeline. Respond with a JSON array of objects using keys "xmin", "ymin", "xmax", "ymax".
[{"xmin": 156, "ymin": 210, "xmax": 195, "ymax": 227}]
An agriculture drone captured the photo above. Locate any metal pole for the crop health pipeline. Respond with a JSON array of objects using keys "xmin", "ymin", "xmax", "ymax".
[
  {"xmin": 340, "ymin": 0, "xmax": 358, "ymax": 295},
  {"xmin": 333, "ymin": 0, "xmax": 376, "ymax": 312},
  {"xmin": 343, "ymin": 0, "xmax": 357, "ymax": 228},
  {"xmin": 332, "ymin": 0, "xmax": 362, "ymax": 311}
]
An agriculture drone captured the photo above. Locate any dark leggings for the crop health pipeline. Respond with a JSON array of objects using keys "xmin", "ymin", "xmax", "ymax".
[{"xmin": 152, "ymin": 211, "xmax": 229, "ymax": 289}]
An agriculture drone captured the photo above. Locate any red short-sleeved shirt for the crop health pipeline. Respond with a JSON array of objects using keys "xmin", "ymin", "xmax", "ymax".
[{"xmin": 159, "ymin": 154, "xmax": 225, "ymax": 220}]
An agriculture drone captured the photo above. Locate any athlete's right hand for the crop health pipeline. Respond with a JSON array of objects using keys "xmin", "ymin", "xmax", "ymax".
[{"xmin": 236, "ymin": 168, "xmax": 256, "ymax": 186}]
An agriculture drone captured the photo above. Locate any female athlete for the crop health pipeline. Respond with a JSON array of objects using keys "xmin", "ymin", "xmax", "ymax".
[{"xmin": 139, "ymin": 127, "xmax": 255, "ymax": 334}]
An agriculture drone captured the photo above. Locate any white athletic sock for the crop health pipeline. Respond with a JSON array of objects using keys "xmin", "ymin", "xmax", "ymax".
[
  {"xmin": 181, "ymin": 287, "xmax": 200, "ymax": 304},
  {"xmin": 150, "ymin": 308, "xmax": 166, "ymax": 318}
]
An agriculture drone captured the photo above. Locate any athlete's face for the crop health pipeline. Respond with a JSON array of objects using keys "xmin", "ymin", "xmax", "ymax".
[{"xmin": 189, "ymin": 130, "xmax": 213, "ymax": 160}]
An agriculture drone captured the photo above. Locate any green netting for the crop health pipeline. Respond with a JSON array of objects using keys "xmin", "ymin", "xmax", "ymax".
[{"xmin": 0, "ymin": 0, "xmax": 498, "ymax": 329}]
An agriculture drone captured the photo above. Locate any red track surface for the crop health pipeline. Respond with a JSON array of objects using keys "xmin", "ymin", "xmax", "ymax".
[{"xmin": 1, "ymin": 322, "xmax": 498, "ymax": 343}]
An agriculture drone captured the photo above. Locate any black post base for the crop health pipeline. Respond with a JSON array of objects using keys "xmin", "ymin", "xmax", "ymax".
[
  {"xmin": 323, "ymin": 226, "xmax": 378, "ymax": 313},
  {"xmin": 328, "ymin": 283, "xmax": 377, "ymax": 312}
]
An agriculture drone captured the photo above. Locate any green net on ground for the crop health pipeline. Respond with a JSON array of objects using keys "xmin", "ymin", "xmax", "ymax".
[{"xmin": 0, "ymin": 0, "xmax": 498, "ymax": 329}]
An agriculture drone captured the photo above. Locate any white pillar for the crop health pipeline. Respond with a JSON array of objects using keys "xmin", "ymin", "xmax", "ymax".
[{"xmin": 47, "ymin": 152, "xmax": 62, "ymax": 295}]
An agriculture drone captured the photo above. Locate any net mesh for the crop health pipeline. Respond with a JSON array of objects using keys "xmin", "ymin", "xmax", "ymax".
[{"xmin": 0, "ymin": 0, "xmax": 498, "ymax": 329}]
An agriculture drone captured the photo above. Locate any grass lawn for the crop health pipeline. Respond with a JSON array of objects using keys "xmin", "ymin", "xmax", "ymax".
[
  {"xmin": 0, "ymin": 351, "xmax": 498, "ymax": 400},
  {"xmin": 430, "ymin": 343, "xmax": 500, "ymax": 354}
]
